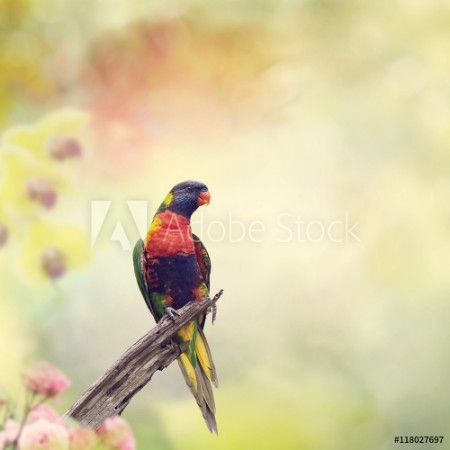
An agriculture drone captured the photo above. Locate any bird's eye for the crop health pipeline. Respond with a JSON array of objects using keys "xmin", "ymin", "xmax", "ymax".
[{"xmin": 186, "ymin": 186, "xmax": 192, "ymax": 192}]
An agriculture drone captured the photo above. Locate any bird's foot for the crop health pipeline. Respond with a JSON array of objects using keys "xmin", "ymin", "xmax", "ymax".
[
  {"xmin": 165, "ymin": 307, "xmax": 180, "ymax": 322},
  {"xmin": 161, "ymin": 339, "xmax": 177, "ymax": 351},
  {"xmin": 212, "ymin": 289, "xmax": 224, "ymax": 302},
  {"xmin": 206, "ymin": 289, "xmax": 224, "ymax": 325},
  {"xmin": 206, "ymin": 304, "xmax": 217, "ymax": 324}
]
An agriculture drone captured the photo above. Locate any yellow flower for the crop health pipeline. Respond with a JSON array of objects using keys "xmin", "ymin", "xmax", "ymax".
[
  {"xmin": 0, "ymin": 146, "xmax": 72, "ymax": 219},
  {"xmin": 2, "ymin": 109, "xmax": 89, "ymax": 161},
  {"xmin": 18, "ymin": 221, "xmax": 90, "ymax": 285}
]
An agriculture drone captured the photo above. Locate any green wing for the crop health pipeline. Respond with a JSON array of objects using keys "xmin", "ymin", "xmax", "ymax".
[
  {"xmin": 193, "ymin": 233, "xmax": 211, "ymax": 291},
  {"xmin": 133, "ymin": 238, "xmax": 157, "ymax": 319}
]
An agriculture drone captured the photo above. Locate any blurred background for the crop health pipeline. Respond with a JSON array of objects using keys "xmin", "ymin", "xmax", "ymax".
[{"xmin": 1, "ymin": 0, "xmax": 450, "ymax": 449}]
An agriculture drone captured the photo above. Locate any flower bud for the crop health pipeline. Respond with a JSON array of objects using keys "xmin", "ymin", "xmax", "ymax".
[
  {"xmin": 27, "ymin": 179, "xmax": 57, "ymax": 209},
  {"xmin": 42, "ymin": 247, "xmax": 66, "ymax": 279},
  {"xmin": 0, "ymin": 222, "xmax": 8, "ymax": 247},
  {"xmin": 47, "ymin": 137, "xmax": 82, "ymax": 161}
]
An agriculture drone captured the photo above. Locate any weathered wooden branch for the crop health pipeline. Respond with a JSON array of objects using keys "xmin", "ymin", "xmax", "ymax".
[{"xmin": 65, "ymin": 291, "xmax": 223, "ymax": 429}]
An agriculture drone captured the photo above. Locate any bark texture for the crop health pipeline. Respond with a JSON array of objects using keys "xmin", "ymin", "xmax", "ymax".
[{"xmin": 65, "ymin": 292, "xmax": 223, "ymax": 429}]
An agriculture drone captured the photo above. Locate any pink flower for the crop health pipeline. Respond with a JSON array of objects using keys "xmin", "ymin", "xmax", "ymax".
[
  {"xmin": 25, "ymin": 363, "xmax": 71, "ymax": 399},
  {"xmin": 97, "ymin": 416, "xmax": 135, "ymax": 450},
  {"xmin": 68, "ymin": 427, "xmax": 98, "ymax": 450},
  {"xmin": 19, "ymin": 419, "xmax": 69, "ymax": 450},
  {"xmin": 2, "ymin": 419, "xmax": 20, "ymax": 445},
  {"xmin": 27, "ymin": 404, "xmax": 64, "ymax": 425}
]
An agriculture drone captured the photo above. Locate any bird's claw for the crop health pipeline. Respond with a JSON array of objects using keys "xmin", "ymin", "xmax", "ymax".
[
  {"xmin": 206, "ymin": 289, "xmax": 223, "ymax": 325},
  {"xmin": 213, "ymin": 289, "xmax": 224, "ymax": 302},
  {"xmin": 161, "ymin": 339, "xmax": 177, "ymax": 351},
  {"xmin": 165, "ymin": 307, "xmax": 180, "ymax": 322},
  {"xmin": 206, "ymin": 303, "xmax": 218, "ymax": 325}
]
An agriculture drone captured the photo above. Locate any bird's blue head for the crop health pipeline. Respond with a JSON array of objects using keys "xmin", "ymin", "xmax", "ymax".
[{"xmin": 159, "ymin": 180, "xmax": 210, "ymax": 218}]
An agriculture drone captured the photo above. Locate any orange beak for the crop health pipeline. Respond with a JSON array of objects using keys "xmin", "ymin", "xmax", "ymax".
[{"xmin": 197, "ymin": 191, "xmax": 211, "ymax": 206}]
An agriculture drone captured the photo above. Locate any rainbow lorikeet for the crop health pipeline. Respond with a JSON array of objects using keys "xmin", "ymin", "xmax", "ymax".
[{"xmin": 133, "ymin": 180, "xmax": 219, "ymax": 434}]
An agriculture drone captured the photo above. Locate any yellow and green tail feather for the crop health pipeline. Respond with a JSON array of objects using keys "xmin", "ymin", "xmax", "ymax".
[{"xmin": 176, "ymin": 321, "xmax": 218, "ymax": 434}]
